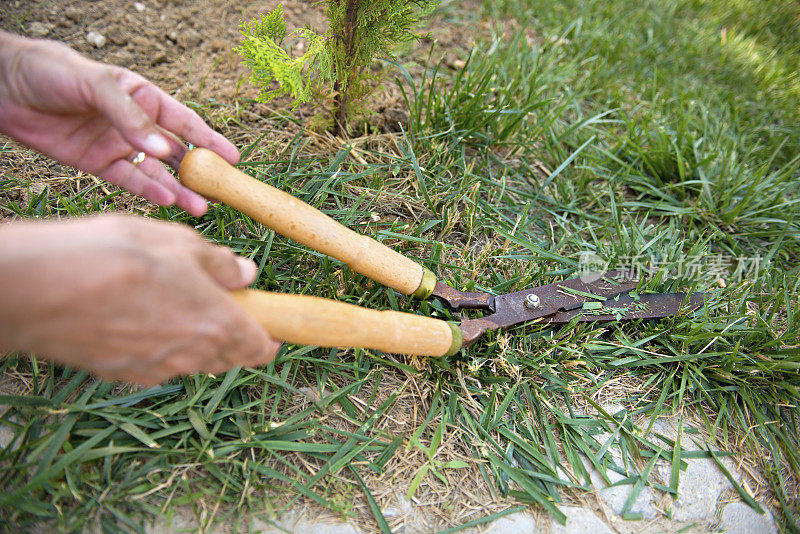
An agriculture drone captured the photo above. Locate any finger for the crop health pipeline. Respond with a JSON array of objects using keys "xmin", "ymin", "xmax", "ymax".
[
  {"xmin": 204, "ymin": 361, "xmax": 232, "ymax": 376},
  {"xmin": 88, "ymin": 67, "xmax": 172, "ymax": 159},
  {"xmin": 160, "ymin": 316, "xmax": 273, "ymax": 376},
  {"xmin": 216, "ymin": 297, "xmax": 282, "ymax": 369},
  {"xmin": 160, "ymin": 353, "xmax": 219, "ymax": 378},
  {"xmin": 123, "ymin": 76, "xmax": 240, "ymax": 166},
  {"xmin": 89, "ymin": 350, "xmax": 171, "ymax": 386},
  {"xmin": 196, "ymin": 245, "xmax": 258, "ymax": 290},
  {"xmin": 99, "ymin": 160, "xmax": 176, "ymax": 207},
  {"xmin": 155, "ymin": 126, "xmax": 188, "ymax": 171},
  {"xmin": 175, "ymin": 187, "xmax": 209, "ymax": 217},
  {"xmin": 90, "ymin": 355, "xmax": 135, "ymax": 375},
  {"xmin": 238, "ymin": 335, "xmax": 282, "ymax": 367},
  {"xmin": 137, "ymin": 157, "xmax": 208, "ymax": 216},
  {"xmin": 128, "ymin": 374, "xmax": 166, "ymax": 387}
]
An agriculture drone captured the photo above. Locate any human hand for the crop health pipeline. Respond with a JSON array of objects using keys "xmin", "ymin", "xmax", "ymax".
[
  {"xmin": 0, "ymin": 215, "xmax": 280, "ymax": 385},
  {"xmin": 0, "ymin": 32, "xmax": 238, "ymax": 217}
]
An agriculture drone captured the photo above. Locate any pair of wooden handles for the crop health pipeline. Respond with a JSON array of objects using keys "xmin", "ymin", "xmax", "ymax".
[{"xmin": 178, "ymin": 149, "xmax": 460, "ymax": 357}]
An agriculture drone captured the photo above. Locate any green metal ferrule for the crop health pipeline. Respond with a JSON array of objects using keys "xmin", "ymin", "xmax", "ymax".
[
  {"xmin": 443, "ymin": 322, "xmax": 463, "ymax": 357},
  {"xmin": 411, "ymin": 267, "xmax": 437, "ymax": 300}
]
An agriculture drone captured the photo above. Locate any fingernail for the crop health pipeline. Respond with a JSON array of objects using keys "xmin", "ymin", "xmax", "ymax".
[
  {"xmin": 188, "ymin": 200, "xmax": 208, "ymax": 217},
  {"xmin": 235, "ymin": 256, "xmax": 258, "ymax": 284},
  {"xmin": 144, "ymin": 133, "xmax": 171, "ymax": 156}
]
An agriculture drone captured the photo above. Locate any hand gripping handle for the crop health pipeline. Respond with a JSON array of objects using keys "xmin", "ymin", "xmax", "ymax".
[
  {"xmin": 179, "ymin": 148, "xmax": 436, "ymax": 298},
  {"xmin": 233, "ymin": 290, "xmax": 461, "ymax": 357}
]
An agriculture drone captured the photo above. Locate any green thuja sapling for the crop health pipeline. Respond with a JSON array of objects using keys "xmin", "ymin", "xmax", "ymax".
[{"xmin": 235, "ymin": 0, "xmax": 439, "ymax": 135}]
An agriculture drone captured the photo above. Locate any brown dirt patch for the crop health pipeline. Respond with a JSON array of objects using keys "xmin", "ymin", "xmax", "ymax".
[{"xmin": 0, "ymin": 0, "xmax": 493, "ymax": 214}]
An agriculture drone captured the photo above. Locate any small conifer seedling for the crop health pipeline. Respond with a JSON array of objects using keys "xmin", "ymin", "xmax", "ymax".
[{"xmin": 235, "ymin": 0, "xmax": 439, "ymax": 135}]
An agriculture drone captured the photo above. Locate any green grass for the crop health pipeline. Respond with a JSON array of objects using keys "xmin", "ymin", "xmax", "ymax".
[{"xmin": 1, "ymin": 0, "xmax": 799, "ymax": 531}]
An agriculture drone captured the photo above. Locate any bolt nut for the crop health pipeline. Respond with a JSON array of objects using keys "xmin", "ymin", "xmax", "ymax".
[{"xmin": 524, "ymin": 293, "xmax": 541, "ymax": 310}]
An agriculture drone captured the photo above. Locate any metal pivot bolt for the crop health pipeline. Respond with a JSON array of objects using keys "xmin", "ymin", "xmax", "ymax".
[{"xmin": 524, "ymin": 293, "xmax": 541, "ymax": 310}]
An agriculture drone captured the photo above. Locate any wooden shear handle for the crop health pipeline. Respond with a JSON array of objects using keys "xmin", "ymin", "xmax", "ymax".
[
  {"xmin": 232, "ymin": 290, "xmax": 460, "ymax": 357},
  {"xmin": 179, "ymin": 148, "xmax": 434, "ymax": 298}
]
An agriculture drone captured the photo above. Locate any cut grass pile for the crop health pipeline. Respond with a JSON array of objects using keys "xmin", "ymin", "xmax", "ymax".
[{"xmin": 1, "ymin": 0, "xmax": 799, "ymax": 531}]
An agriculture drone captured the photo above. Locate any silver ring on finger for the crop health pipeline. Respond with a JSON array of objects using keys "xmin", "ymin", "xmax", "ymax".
[{"xmin": 129, "ymin": 151, "xmax": 146, "ymax": 167}]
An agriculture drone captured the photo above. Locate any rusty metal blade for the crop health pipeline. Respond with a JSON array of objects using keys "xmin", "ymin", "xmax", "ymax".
[
  {"xmin": 485, "ymin": 270, "xmax": 638, "ymax": 328},
  {"xmin": 542, "ymin": 292, "xmax": 706, "ymax": 323},
  {"xmin": 459, "ymin": 291, "xmax": 706, "ymax": 347},
  {"xmin": 433, "ymin": 269, "xmax": 638, "ymax": 312},
  {"xmin": 431, "ymin": 282, "xmax": 493, "ymax": 310},
  {"xmin": 459, "ymin": 270, "xmax": 638, "ymax": 345}
]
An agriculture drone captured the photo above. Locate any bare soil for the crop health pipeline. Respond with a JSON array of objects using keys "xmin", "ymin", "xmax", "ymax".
[
  {"xmin": 0, "ymin": 0, "xmax": 485, "ymax": 131},
  {"xmin": 0, "ymin": 0, "xmax": 490, "ymax": 216}
]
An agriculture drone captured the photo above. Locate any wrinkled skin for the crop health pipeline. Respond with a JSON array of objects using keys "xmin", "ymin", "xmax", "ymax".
[
  {"xmin": 0, "ymin": 215, "xmax": 281, "ymax": 386},
  {"xmin": 0, "ymin": 31, "xmax": 238, "ymax": 216}
]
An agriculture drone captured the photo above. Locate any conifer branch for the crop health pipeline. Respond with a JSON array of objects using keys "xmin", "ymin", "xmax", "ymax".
[{"xmin": 235, "ymin": 0, "xmax": 440, "ymax": 135}]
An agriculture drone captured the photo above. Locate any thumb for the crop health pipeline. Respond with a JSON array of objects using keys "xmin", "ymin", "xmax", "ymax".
[
  {"xmin": 197, "ymin": 245, "xmax": 258, "ymax": 290},
  {"xmin": 90, "ymin": 67, "xmax": 172, "ymax": 158}
]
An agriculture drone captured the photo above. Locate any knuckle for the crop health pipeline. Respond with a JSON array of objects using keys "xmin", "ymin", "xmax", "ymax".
[
  {"xmin": 99, "ymin": 67, "xmax": 152, "ymax": 128},
  {"xmin": 125, "ymin": 103, "xmax": 152, "ymax": 131},
  {"xmin": 113, "ymin": 67, "xmax": 143, "ymax": 87},
  {"xmin": 195, "ymin": 318, "xmax": 230, "ymax": 349},
  {"xmin": 198, "ymin": 246, "xmax": 240, "ymax": 283},
  {"xmin": 181, "ymin": 107, "xmax": 204, "ymax": 131},
  {"xmin": 106, "ymin": 65, "xmax": 127, "ymax": 84},
  {"xmin": 98, "ymin": 65, "xmax": 120, "ymax": 84}
]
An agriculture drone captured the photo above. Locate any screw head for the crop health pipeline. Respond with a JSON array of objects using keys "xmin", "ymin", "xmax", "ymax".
[{"xmin": 524, "ymin": 293, "xmax": 541, "ymax": 310}]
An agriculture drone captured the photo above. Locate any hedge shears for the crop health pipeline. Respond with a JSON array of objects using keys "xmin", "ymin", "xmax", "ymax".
[{"xmin": 179, "ymin": 149, "xmax": 705, "ymax": 357}]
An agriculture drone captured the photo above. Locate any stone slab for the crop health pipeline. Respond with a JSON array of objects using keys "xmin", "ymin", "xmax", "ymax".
[
  {"xmin": 481, "ymin": 512, "xmax": 537, "ymax": 533},
  {"xmin": 720, "ymin": 502, "xmax": 778, "ymax": 534},
  {"xmin": 549, "ymin": 506, "xmax": 614, "ymax": 534}
]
